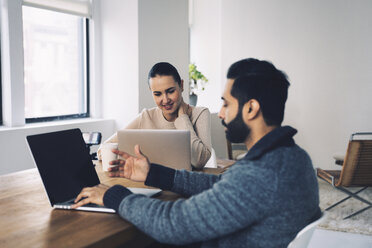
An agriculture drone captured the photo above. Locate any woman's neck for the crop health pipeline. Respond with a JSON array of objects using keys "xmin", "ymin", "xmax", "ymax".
[{"xmin": 163, "ymin": 112, "xmax": 177, "ymax": 122}]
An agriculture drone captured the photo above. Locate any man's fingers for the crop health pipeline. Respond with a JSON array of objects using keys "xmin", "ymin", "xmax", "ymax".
[
  {"xmin": 112, "ymin": 149, "xmax": 130, "ymax": 159},
  {"xmin": 74, "ymin": 194, "xmax": 83, "ymax": 203},
  {"xmin": 108, "ymin": 159, "xmax": 125, "ymax": 167},
  {"xmin": 107, "ymin": 166, "xmax": 118, "ymax": 171},
  {"xmin": 109, "ymin": 159, "xmax": 120, "ymax": 165},
  {"xmin": 108, "ymin": 171, "xmax": 120, "ymax": 177},
  {"xmin": 134, "ymin": 144, "xmax": 146, "ymax": 159},
  {"xmin": 74, "ymin": 188, "xmax": 89, "ymax": 203},
  {"xmin": 73, "ymin": 188, "xmax": 92, "ymax": 208},
  {"xmin": 108, "ymin": 168, "xmax": 124, "ymax": 177},
  {"xmin": 72, "ymin": 198, "xmax": 91, "ymax": 209}
]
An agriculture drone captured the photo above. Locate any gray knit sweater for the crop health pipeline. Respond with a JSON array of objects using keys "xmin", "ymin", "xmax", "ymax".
[{"xmin": 103, "ymin": 126, "xmax": 321, "ymax": 248}]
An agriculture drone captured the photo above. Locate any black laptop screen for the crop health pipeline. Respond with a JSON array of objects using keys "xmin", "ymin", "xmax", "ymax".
[{"xmin": 27, "ymin": 128, "xmax": 100, "ymax": 205}]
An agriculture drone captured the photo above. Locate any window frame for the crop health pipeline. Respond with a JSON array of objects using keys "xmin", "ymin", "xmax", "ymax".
[{"xmin": 24, "ymin": 16, "xmax": 90, "ymax": 124}]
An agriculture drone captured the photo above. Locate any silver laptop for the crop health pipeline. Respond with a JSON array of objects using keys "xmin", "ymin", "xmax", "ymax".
[
  {"xmin": 26, "ymin": 128, "xmax": 160, "ymax": 214},
  {"xmin": 117, "ymin": 129, "xmax": 192, "ymax": 170}
]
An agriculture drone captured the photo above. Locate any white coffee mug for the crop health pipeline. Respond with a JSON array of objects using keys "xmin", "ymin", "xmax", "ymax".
[{"xmin": 101, "ymin": 143, "xmax": 118, "ymax": 171}]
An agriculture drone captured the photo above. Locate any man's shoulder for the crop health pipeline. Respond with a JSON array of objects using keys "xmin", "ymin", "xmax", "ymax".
[
  {"xmin": 230, "ymin": 144, "xmax": 312, "ymax": 175},
  {"xmin": 223, "ymin": 144, "xmax": 314, "ymax": 194},
  {"xmin": 220, "ymin": 159, "xmax": 279, "ymax": 198},
  {"xmin": 224, "ymin": 158, "xmax": 276, "ymax": 180},
  {"xmin": 277, "ymin": 143, "xmax": 311, "ymax": 163},
  {"xmin": 265, "ymin": 143, "xmax": 312, "ymax": 166}
]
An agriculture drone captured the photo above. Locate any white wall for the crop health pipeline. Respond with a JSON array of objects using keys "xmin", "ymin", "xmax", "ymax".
[
  {"xmin": 189, "ymin": 0, "xmax": 227, "ymax": 158},
  {"xmin": 191, "ymin": 0, "xmax": 372, "ymax": 168},
  {"xmin": 138, "ymin": 0, "xmax": 189, "ymax": 111},
  {"xmin": 99, "ymin": 0, "xmax": 139, "ymax": 130},
  {"xmin": 189, "ymin": 0, "xmax": 222, "ymax": 113},
  {"xmin": 0, "ymin": 119, "xmax": 115, "ymax": 175},
  {"xmin": 99, "ymin": 0, "xmax": 189, "ymax": 128}
]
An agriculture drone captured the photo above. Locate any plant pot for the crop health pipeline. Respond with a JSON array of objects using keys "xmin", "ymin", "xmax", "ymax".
[{"xmin": 189, "ymin": 93, "xmax": 198, "ymax": 106}]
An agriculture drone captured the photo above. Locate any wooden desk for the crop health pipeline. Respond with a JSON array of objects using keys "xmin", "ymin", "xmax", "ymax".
[{"xmin": 0, "ymin": 159, "xmax": 235, "ymax": 248}]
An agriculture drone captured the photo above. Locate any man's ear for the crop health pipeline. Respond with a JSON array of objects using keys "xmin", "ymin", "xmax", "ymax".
[{"xmin": 242, "ymin": 99, "xmax": 260, "ymax": 121}]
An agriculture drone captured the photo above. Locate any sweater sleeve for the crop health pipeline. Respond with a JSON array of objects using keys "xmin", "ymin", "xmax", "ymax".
[
  {"xmin": 144, "ymin": 163, "xmax": 220, "ymax": 196},
  {"xmin": 115, "ymin": 164, "xmax": 276, "ymax": 245},
  {"xmin": 174, "ymin": 108, "xmax": 212, "ymax": 169},
  {"xmin": 171, "ymin": 169, "xmax": 220, "ymax": 196}
]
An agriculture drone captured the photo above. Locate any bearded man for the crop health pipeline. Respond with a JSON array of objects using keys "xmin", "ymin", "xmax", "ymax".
[{"xmin": 73, "ymin": 58, "xmax": 321, "ymax": 248}]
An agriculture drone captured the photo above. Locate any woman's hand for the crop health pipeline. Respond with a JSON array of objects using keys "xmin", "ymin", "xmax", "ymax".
[
  {"xmin": 178, "ymin": 100, "xmax": 192, "ymax": 118},
  {"xmin": 108, "ymin": 144, "xmax": 150, "ymax": 182},
  {"xmin": 71, "ymin": 184, "xmax": 109, "ymax": 209}
]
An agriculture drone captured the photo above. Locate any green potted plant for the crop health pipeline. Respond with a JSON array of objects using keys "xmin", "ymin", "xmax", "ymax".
[{"xmin": 189, "ymin": 63, "xmax": 208, "ymax": 106}]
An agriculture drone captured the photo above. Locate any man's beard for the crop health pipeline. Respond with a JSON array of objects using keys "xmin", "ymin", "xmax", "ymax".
[{"xmin": 221, "ymin": 110, "xmax": 250, "ymax": 143}]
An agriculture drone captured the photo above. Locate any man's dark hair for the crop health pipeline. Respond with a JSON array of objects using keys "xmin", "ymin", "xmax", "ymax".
[
  {"xmin": 227, "ymin": 58, "xmax": 290, "ymax": 126},
  {"xmin": 148, "ymin": 62, "xmax": 182, "ymax": 86}
]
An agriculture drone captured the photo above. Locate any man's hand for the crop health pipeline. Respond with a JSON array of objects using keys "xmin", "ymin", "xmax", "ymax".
[
  {"xmin": 178, "ymin": 100, "xmax": 192, "ymax": 118},
  {"xmin": 108, "ymin": 144, "xmax": 150, "ymax": 182},
  {"xmin": 71, "ymin": 184, "xmax": 109, "ymax": 209}
]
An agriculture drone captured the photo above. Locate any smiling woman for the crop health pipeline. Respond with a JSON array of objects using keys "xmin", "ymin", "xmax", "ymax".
[
  {"xmin": 150, "ymin": 75, "xmax": 186, "ymax": 121},
  {"xmin": 99, "ymin": 62, "xmax": 212, "ymax": 169},
  {"xmin": 147, "ymin": 63, "xmax": 185, "ymax": 122}
]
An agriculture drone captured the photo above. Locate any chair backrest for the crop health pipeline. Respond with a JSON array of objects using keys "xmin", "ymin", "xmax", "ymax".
[
  {"xmin": 210, "ymin": 113, "xmax": 229, "ymax": 159},
  {"xmin": 339, "ymin": 134, "xmax": 372, "ymax": 187},
  {"xmin": 226, "ymin": 140, "xmax": 247, "ymax": 160},
  {"xmin": 287, "ymin": 213, "xmax": 326, "ymax": 248},
  {"xmin": 227, "ymin": 140, "xmax": 233, "ymax": 160}
]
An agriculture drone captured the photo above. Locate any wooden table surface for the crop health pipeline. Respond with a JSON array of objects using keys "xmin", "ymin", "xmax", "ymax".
[{"xmin": 0, "ymin": 159, "xmax": 235, "ymax": 248}]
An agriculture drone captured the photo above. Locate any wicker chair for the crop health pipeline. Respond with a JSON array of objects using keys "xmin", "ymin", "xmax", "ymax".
[{"xmin": 316, "ymin": 132, "xmax": 372, "ymax": 219}]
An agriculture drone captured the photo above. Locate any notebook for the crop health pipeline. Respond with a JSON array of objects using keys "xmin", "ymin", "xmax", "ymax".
[
  {"xmin": 26, "ymin": 128, "xmax": 160, "ymax": 213},
  {"xmin": 117, "ymin": 129, "xmax": 192, "ymax": 170}
]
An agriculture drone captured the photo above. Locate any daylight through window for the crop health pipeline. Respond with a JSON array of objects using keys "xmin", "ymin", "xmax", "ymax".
[{"xmin": 22, "ymin": 6, "xmax": 88, "ymax": 122}]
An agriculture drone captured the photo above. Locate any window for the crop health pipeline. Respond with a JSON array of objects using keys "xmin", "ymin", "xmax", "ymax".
[{"xmin": 22, "ymin": 6, "xmax": 89, "ymax": 123}]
